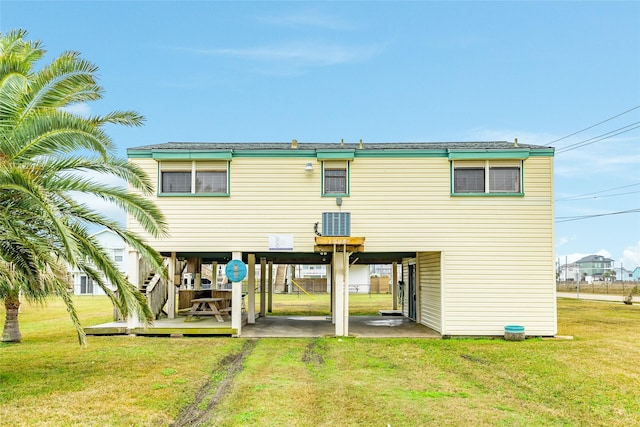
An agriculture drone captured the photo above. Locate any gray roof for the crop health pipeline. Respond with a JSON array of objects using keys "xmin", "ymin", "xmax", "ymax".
[
  {"xmin": 129, "ymin": 141, "xmax": 553, "ymax": 151},
  {"xmin": 575, "ymin": 255, "xmax": 614, "ymax": 263}
]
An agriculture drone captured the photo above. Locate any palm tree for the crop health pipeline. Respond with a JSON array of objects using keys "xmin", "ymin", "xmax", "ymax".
[{"xmin": 0, "ymin": 29, "xmax": 167, "ymax": 344}]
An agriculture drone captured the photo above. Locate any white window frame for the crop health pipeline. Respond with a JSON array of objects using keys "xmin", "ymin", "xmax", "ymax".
[{"xmin": 80, "ymin": 275, "xmax": 94, "ymax": 294}]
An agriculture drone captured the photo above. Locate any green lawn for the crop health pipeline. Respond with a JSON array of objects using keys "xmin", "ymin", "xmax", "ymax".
[{"xmin": 1, "ymin": 296, "xmax": 639, "ymax": 426}]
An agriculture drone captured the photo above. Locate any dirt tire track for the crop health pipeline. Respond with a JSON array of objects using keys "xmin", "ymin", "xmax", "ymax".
[{"xmin": 171, "ymin": 339, "xmax": 257, "ymax": 427}]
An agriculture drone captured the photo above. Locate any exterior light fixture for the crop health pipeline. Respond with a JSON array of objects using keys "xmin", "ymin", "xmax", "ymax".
[{"xmin": 305, "ymin": 162, "xmax": 313, "ymax": 172}]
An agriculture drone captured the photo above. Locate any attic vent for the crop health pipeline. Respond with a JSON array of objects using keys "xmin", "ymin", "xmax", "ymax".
[{"xmin": 322, "ymin": 212, "xmax": 351, "ymax": 236}]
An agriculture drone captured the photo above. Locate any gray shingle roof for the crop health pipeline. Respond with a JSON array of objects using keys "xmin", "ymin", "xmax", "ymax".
[
  {"xmin": 576, "ymin": 255, "xmax": 614, "ymax": 263},
  {"xmin": 129, "ymin": 141, "xmax": 552, "ymax": 151}
]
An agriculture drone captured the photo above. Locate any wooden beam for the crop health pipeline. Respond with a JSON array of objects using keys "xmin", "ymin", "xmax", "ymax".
[
  {"xmin": 260, "ymin": 257, "xmax": 266, "ymax": 317},
  {"xmin": 314, "ymin": 236, "xmax": 365, "ymax": 246}
]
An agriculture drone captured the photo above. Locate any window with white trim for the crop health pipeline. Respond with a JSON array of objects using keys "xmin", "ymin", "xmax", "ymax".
[
  {"xmin": 322, "ymin": 160, "xmax": 349, "ymax": 195},
  {"xmin": 452, "ymin": 160, "xmax": 522, "ymax": 194},
  {"xmin": 113, "ymin": 249, "xmax": 124, "ymax": 262},
  {"xmin": 160, "ymin": 161, "xmax": 229, "ymax": 195},
  {"xmin": 80, "ymin": 275, "xmax": 94, "ymax": 294}
]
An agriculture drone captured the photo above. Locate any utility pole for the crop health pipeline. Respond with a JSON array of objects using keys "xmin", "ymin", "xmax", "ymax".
[{"xmin": 577, "ymin": 263, "xmax": 580, "ymax": 299}]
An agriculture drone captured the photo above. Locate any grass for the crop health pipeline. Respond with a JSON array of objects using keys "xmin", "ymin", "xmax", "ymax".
[
  {"xmin": 255, "ymin": 292, "xmax": 393, "ymax": 316},
  {"xmin": 0, "ymin": 296, "xmax": 639, "ymax": 426}
]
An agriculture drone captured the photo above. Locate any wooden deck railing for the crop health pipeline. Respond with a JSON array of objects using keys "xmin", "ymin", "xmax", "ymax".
[{"xmin": 145, "ymin": 258, "xmax": 170, "ymax": 319}]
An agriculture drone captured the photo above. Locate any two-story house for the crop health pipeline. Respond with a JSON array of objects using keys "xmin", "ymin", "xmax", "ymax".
[
  {"xmin": 574, "ymin": 255, "xmax": 614, "ymax": 280},
  {"xmin": 71, "ymin": 228, "xmax": 128, "ymax": 295},
  {"xmin": 125, "ymin": 141, "xmax": 557, "ymax": 337},
  {"xmin": 557, "ymin": 262, "xmax": 579, "ymax": 281}
]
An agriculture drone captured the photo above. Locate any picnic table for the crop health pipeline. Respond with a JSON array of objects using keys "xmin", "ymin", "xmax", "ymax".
[{"xmin": 184, "ymin": 297, "xmax": 231, "ymax": 322}]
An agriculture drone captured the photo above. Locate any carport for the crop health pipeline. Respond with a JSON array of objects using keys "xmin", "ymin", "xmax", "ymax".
[{"xmin": 150, "ymin": 246, "xmax": 419, "ymax": 338}]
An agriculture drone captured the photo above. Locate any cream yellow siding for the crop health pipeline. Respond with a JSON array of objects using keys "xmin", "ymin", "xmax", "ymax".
[
  {"xmin": 128, "ymin": 152, "xmax": 556, "ymax": 336},
  {"xmin": 418, "ymin": 252, "xmax": 442, "ymax": 333}
]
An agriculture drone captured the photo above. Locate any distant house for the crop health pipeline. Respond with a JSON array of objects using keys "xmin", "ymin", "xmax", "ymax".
[
  {"xmin": 557, "ymin": 262, "xmax": 579, "ymax": 281},
  {"xmin": 71, "ymin": 229, "xmax": 128, "ymax": 295},
  {"xmin": 632, "ymin": 267, "xmax": 640, "ymax": 282},
  {"xmin": 574, "ymin": 255, "xmax": 614, "ymax": 280},
  {"xmin": 615, "ymin": 267, "xmax": 634, "ymax": 282}
]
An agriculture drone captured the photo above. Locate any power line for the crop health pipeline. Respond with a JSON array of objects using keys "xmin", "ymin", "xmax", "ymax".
[
  {"xmin": 555, "ymin": 208, "xmax": 640, "ymax": 223},
  {"xmin": 555, "ymin": 122, "xmax": 640, "ymax": 154},
  {"xmin": 556, "ymin": 190, "xmax": 640, "ymax": 201},
  {"xmin": 548, "ymin": 105, "xmax": 640, "ymax": 146},
  {"xmin": 555, "ymin": 183, "xmax": 640, "ymax": 201}
]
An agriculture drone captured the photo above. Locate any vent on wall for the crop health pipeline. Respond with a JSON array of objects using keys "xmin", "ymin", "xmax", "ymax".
[{"xmin": 322, "ymin": 212, "xmax": 351, "ymax": 236}]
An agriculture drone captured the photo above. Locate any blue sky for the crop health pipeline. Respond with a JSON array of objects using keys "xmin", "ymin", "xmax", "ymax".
[{"xmin": 2, "ymin": 1, "xmax": 639, "ymax": 269}]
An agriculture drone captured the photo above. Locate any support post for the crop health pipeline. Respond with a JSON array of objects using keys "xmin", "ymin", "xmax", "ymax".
[
  {"xmin": 331, "ymin": 245, "xmax": 336, "ymax": 324},
  {"xmin": 333, "ymin": 244, "xmax": 350, "ymax": 336},
  {"xmin": 268, "ymin": 261, "xmax": 273, "ymax": 313},
  {"xmin": 231, "ymin": 251, "xmax": 242, "ymax": 335},
  {"xmin": 343, "ymin": 244, "xmax": 349, "ymax": 337},
  {"xmin": 247, "ymin": 254, "xmax": 256, "ymax": 324},
  {"xmin": 212, "ymin": 262, "xmax": 218, "ymax": 291},
  {"xmin": 392, "ymin": 261, "xmax": 398, "ymax": 310},
  {"xmin": 260, "ymin": 257, "xmax": 266, "ymax": 317},
  {"xmin": 126, "ymin": 250, "xmax": 140, "ymax": 327},
  {"xmin": 168, "ymin": 252, "xmax": 176, "ymax": 319}
]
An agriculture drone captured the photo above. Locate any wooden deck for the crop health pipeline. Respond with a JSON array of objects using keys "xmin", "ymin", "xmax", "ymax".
[
  {"xmin": 84, "ymin": 314, "xmax": 249, "ymax": 337},
  {"xmin": 84, "ymin": 315, "xmax": 441, "ymax": 338}
]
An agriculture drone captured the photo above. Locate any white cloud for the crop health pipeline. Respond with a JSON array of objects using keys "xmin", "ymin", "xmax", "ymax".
[
  {"xmin": 621, "ymin": 241, "xmax": 640, "ymax": 268},
  {"xmin": 258, "ymin": 10, "xmax": 356, "ymax": 31},
  {"xmin": 61, "ymin": 102, "xmax": 91, "ymax": 118},
  {"xmin": 178, "ymin": 41, "xmax": 385, "ymax": 77},
  {"xmin": 189, "ymin": 42, "xmax": 383, "ymax": 67}
]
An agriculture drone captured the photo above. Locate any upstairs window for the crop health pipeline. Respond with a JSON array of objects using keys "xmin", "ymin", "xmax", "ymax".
[
  {"xmin": 322, "ymin": 161, "xmax": 349, "ymax": 196},
  {"xmin": 196, "ymin": 170, "xmax": 227, "ymax": 193},
  {"xmin": 160, "ymin": 161, "xmax": 229, "ymax": 196},
  {"xmin": 162, "ymin": 171, "xmax": 191, "ymax": 193},
  {"xmin": 490, "ymin": 167, "xmax": 520, "ymax": 193},
  {"xmin": 454, "ymin": 168, "xmax": 485, "ymax": 193},
  {"xmin": 452, "ymin": 160, "xmax": 522, "ymax": 195},
  {"xmin": 113, "ymin": 249, "xmax": 124, "ymax": 262}
]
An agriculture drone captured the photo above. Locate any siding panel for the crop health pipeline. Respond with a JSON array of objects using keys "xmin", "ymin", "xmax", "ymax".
[{"xmin": 129, "ymin": 154, "xmax": 556, "ymax": 336}]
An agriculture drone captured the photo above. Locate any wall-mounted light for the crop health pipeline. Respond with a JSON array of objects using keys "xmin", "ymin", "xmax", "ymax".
[{"xmin": 305, "ymin": 162, "xmax": 313, "ymax": 172}]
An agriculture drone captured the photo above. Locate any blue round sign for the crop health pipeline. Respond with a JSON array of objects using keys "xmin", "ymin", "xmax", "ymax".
[{"xmin": 225, "ymin": 260, "xmax": 247, "ymax": 282}]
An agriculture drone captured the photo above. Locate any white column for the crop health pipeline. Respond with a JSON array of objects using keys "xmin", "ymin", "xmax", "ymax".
[
  {"xmin": 333, "ymin": 245, "xmax": 350, "ymax": 336},
  {"xmin": 126, "ymin": 249, "xmax": 140, "ymax": 328},
  {"xmin": 212, "ymin": 262, "xmax": 218, "ymax": 290},
  {"xmin": 392, "ymin": 261, "xmax": 398, "ymax": 310},
  {"xmin": 168, "ymin": 252, "xmax": 176, "ymax": 319},
  {"xmin": 231, "ymin": 251, "xmax": 243, "ymax": 335},
  {"xmin": 247, "ymin": 254, "xmax": 256, "ymax": 324}
]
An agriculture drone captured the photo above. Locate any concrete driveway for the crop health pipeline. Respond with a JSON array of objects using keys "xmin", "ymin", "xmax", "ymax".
[{"xmin": 241, "ymin": 315, "xmax": 441, "ymax": 338}]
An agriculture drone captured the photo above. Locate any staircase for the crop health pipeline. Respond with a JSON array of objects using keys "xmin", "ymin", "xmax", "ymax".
[
  {"xmin": 142, "ymin": 258, "xmax": 171, "ymax": 319},
  {"xmin": 275, "ymin": 264, "xmax": 287, "ymax": 292}
]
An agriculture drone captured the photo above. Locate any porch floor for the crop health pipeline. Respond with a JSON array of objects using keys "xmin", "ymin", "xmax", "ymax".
[{"xmin": 84, "ymin": 315, "xmax": 440, "ymax": 338}]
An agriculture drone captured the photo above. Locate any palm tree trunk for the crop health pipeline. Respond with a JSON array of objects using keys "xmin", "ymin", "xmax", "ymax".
[{"xmin": 1, "ymin": 295, "xmax": 22, "ymax": 343}]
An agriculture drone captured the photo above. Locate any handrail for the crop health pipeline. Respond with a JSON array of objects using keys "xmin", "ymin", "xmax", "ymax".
[
  {"xmin": 290, "ymin": 278, "xmax": 314, "ymax": 297},
  {"xmin": 145, "ymin": 258, "xmax": 170, "ymax": 319}
]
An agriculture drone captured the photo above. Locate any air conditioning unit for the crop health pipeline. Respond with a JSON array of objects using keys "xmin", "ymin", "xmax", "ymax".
[{"xmin": 322, "ymin": 212, "xmax": 351, "ymax": 236}]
